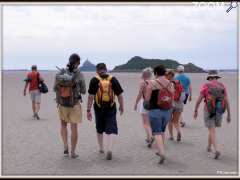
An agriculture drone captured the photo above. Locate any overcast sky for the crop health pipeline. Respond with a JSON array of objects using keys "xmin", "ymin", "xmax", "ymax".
[{"xmin": 3, "ymin": 4, "xmax": 238, "ymax": 70}]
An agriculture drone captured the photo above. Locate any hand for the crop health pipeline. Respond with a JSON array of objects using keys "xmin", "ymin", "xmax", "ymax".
[
  {"xmin": 87, "ymin": 111, "xmax": 92, "ymax": 121},
  {"xmin": 189, "ymin": 95, "xmax": 192, "ymax": 102},
  {"xmin": 134, "ymin": 104, "xmax": 137, "ymax": 111},
  {"xmin": 194, "ymin": 110, "xmax": 198, "ymax": 119},
  {"xmin": 227, "ymin": 115, "xmax": 231, "ymax": 123},
  {"xmin": 23, "ymin": 90, "xmax": 26, "ymax": 96},
  {"xmin": 119, "ymin": 105, "xmax": 124, "ymax": 116}
]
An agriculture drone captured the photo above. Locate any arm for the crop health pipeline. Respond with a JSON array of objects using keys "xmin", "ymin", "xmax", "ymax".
[
  {"xmin": 117, "ymin": 94, "xmax": 124, "ymax": 115},
  {"xmin": 23, "ymin": 82, "xmax": 29, "ymax": 96},
  {"xmin": 87, "ymin": 95, "xmax": 94, "ymax": 121},
  {"xmin": 189, "ymin": 84, "xmax": 192, "ymax": 102},
  {"xmin": 79, "ymin": 73, "xmax": 86, "ymax": 95},
  {"xmin": 134, "ymin": 82, "xmax": 144, "ymax": 111},
  {"xmin": 225, "ymin": 97, "xmax": 231, "ymax": 123},
  {"xmin": 193, "ymin": 93, "xmax": 204, "ymax": 119}
]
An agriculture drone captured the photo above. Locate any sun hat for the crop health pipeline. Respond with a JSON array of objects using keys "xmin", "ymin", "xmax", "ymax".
[
  {"xmin": 177, "ymin": 65, "xmax": 184, "ymax": 72},
  {"xmin": 206, "ymin": 70, "xmax": 222, "ymax": 80}
]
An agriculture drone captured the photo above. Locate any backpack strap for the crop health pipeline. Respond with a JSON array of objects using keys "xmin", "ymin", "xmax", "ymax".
[{"xmin": 155, "ymin": 80, "xmax": 171, "ymax": 93}]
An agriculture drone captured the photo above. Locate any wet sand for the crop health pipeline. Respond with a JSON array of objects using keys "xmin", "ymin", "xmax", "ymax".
[{"xmin": 2, "ymin": 71, "xmax": 238, "ymax": 176}]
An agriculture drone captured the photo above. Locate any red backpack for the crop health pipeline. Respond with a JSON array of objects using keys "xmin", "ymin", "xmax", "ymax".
[
  {"xmin": 173, "ymin": 80, "xmax": 183, "ymax": 101},
  {"xmin": 155, "ymin": 80, "xmax": 173, "ymax": 110}
]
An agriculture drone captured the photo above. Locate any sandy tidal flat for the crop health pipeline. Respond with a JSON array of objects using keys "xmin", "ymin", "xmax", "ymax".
[{"xmin": 2, "ymin": 71, "xmax": 238, "ymax": 176}]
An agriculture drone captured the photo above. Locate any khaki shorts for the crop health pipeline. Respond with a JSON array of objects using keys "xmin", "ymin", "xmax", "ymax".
[
  {"xmin": 57, "ymin": 103, "xmax": 82, "ymax": 124},
  {"xmin": 204, "ymin": 110, "xmax": 223, "ymax": 128},
  {"xmin": 30, "ymin": 89, "xmax": 41, "ymax": 103}
]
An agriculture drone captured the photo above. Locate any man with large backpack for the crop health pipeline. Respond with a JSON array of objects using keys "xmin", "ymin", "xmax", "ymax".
[
  {"xmin": 23, "ymin": 65, "xmax": 44, "ymax": 120},
  {"xmin": 54, "ymin": 53, "xmax": 86, "ymax": 159},
  {"xmin": 87, "ymin": 63, "xmax": 124, "ymax": 160},
  {"xmin": 194, "ymin": 70, "xmax": 231, "ymax": 160}
]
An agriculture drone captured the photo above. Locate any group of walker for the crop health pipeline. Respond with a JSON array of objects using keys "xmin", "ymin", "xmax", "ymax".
[{"xmin": 23, "ymin": 53, "xmax": 231, "ymax": 164}]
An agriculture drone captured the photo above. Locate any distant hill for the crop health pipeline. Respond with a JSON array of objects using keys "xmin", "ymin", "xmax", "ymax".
[
  {"xmin": 112, "ymin": 56, "xmax": 205, "ymax": 73},
  {"xmin": 80, "ymin": 60, "xmax": 96, "ymax": 72}
]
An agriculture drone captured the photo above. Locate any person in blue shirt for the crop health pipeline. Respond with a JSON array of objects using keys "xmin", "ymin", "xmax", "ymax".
[{"xmin": 175, "ymin": 65, "xmax": 192, "ymax": 127}]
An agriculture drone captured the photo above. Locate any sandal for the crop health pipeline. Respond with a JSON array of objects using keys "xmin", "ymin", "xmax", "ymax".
[
  {"xmin": 177, "ymin": 132, "xmax": 181, "ymax": 142},
  {"xmin": 147, "ymin": 137, "xmax": 154, "ymax": 148}
]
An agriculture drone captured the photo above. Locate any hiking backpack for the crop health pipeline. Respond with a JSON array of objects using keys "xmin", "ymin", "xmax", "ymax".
[
  {"xmin": 95, "ymin": 75, "xmax": 115, "ymax": 107},
  {"xmin": 155, "ymin": 80, "xmax": 173, "ymax": 110},
  {"xmin": 55, "ymin": 68, "xmax": 78, "ymax": 107},
  {"xmin": 205, "ymin": 82, "xmax": 226, "ymax": 117},
  {"xmin": 173, "ymin": 80, "xmax": 184, "ymax": 102}
]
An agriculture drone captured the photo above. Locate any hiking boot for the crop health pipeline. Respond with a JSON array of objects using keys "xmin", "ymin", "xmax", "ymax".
[
  {"xmin": 177, "ymin": 132, "xmax": 181, "ymax": 142},
  {"xmin": 180, "ymin": 121, "xmax": 186, "ymax": 127},
  {"xmin": 147, "ymin": 137, "xmax": 154, "ymax": 148},
  {"xmin": 71, "ymin": 153, "xmax": 79, "ymax": 159},
  {"xmin": 106, "ymin": 151, "xmax": 112, "ymax": 160},
  {"xmin": 214, "ymin": 151, "xmax": 221, "ymax": 160}
]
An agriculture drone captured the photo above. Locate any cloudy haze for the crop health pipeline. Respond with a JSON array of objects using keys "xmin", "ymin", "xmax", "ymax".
[{"xmin": 3, "ymin": 4, "xmax": 238, "ymax": 70}]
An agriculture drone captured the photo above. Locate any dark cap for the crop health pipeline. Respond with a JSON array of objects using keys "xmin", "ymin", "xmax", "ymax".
[
  {"xmin": 96, "ymin": 63, "xmax": 107, "ymax": 71},
  {"xmin": 69, "ymin": 53, "xmax": 80, "ymax": 65},
  {"xmin": 31, "ymin": 65, "xmax": 37, "ymax": 70}
]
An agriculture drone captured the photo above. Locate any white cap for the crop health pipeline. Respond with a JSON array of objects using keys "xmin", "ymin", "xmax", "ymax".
[{"xmin": 177, "ymin": 65, "xmax": 184, "ymax": 72}]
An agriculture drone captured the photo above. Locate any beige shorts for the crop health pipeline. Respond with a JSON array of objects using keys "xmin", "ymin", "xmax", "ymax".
[
  {"xmin": 30, "ymin": 89, "xmax": 41, "ymax": 104},
  {"xmin": 57, "ymin": 103, "xmax": 82, "ymax": 124}
]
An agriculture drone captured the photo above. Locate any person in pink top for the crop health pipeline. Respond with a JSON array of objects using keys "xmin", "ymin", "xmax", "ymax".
[{"xmin": 194, "ymin": 70, "xmax": 231, "ymax": 160}]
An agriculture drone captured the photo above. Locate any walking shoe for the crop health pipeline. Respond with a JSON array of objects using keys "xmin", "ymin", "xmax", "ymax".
[
  {"xmin": 207, "ymin": 146, "xmax": 212, "ymax": 153},
  {"xmin": 106, "ymin": 151, "xmax": 112, "ymax": 160},
  {"xmin": 177, "ymin": 132, "xmax": 181, "ymax": 142},
  {"xmin": 35, "ymin": 114, "xmax": 40, "ymax": 120},
  {"xmin": 155, "ymin": 152, "xmax": 165, "ymax": 164},
  {"xmin": 214, "ymin": 151, "xmax": 221, "ymax": 159},
  {"xmin": 159, "ymin": 155, "xmax": 166, "ymax": 164},
  {"xmin": 99, "ymin": 150, "xmax": 105, "ymax": 154},
  {"xmin": 180, "ymin": 121, "xmax": 186, "ymax": 127},
  {"xmin": 64, "ymin": 148, "xmax": 69, "ymax": 157},
  {"xmin": 71, "ymin": 153, "xmax": 79, "ymax": 159},
  {"xmin": 147, "ymin": 137, "xmax": 155, "ymax": 148},
  {"xmin": 169, "ymin": 137, "xmax": 174, "ymax": 141}
]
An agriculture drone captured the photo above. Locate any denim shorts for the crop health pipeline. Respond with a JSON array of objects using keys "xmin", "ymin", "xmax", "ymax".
[
  {"xmin": 149, "ymin": 109, "xmax": 172, "ymax": 135},
  {"xmin": 94, "ymin": 104, "xmax": 118, "ymax": 135}
]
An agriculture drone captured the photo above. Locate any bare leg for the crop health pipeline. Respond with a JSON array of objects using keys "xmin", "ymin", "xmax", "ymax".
[
  {"xmin": 97, "ymin": 133, "xmax": 104, "ymax": 152},
  {"xmin": 70, "ymin": 123, "xmax": 78, "ymax": 156},
  {"xmin": 155, "ymin": 134, "xmax": 165, "ymax": 155},
  {"xmin": 208, "ymin": 131, "xmax": 212, "ymax": 151},
  {"xmin": 209, "ymin": 128, "xmax": 218, "ymax": 152},
  {"xmin": 168, "ymin": 121, "xmax": 174, "ymax": 139},
  {"xmin": 106, "ymin": 134, "xmax": 116, "ymax": 152},
  {"xmin": 60, "ymin": 120, "xmax": 68, "ymax": 149},
  {"xmin": 36, "ymin": 103, "xmax": 40, "ymax": 114},
  {"xmin": 32, "ymin": 101, "xmax": 36, "ymax": 115},
  {"xmin": 142, "ymin": 114, "xmax": 153, "ymax": 141},
  {"xmin": 172, "ymin": 112, "xmax": 182, "ymax": 134}
]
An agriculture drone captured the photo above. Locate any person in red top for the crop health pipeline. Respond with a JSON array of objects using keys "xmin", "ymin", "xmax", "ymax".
[
  {"xmin": 23, "ymin": 65, "xmax": 43, "ymax": 120},
  {"xmin": 194, "ymin": 70, "xmax": 231, "ymax": 160}
]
